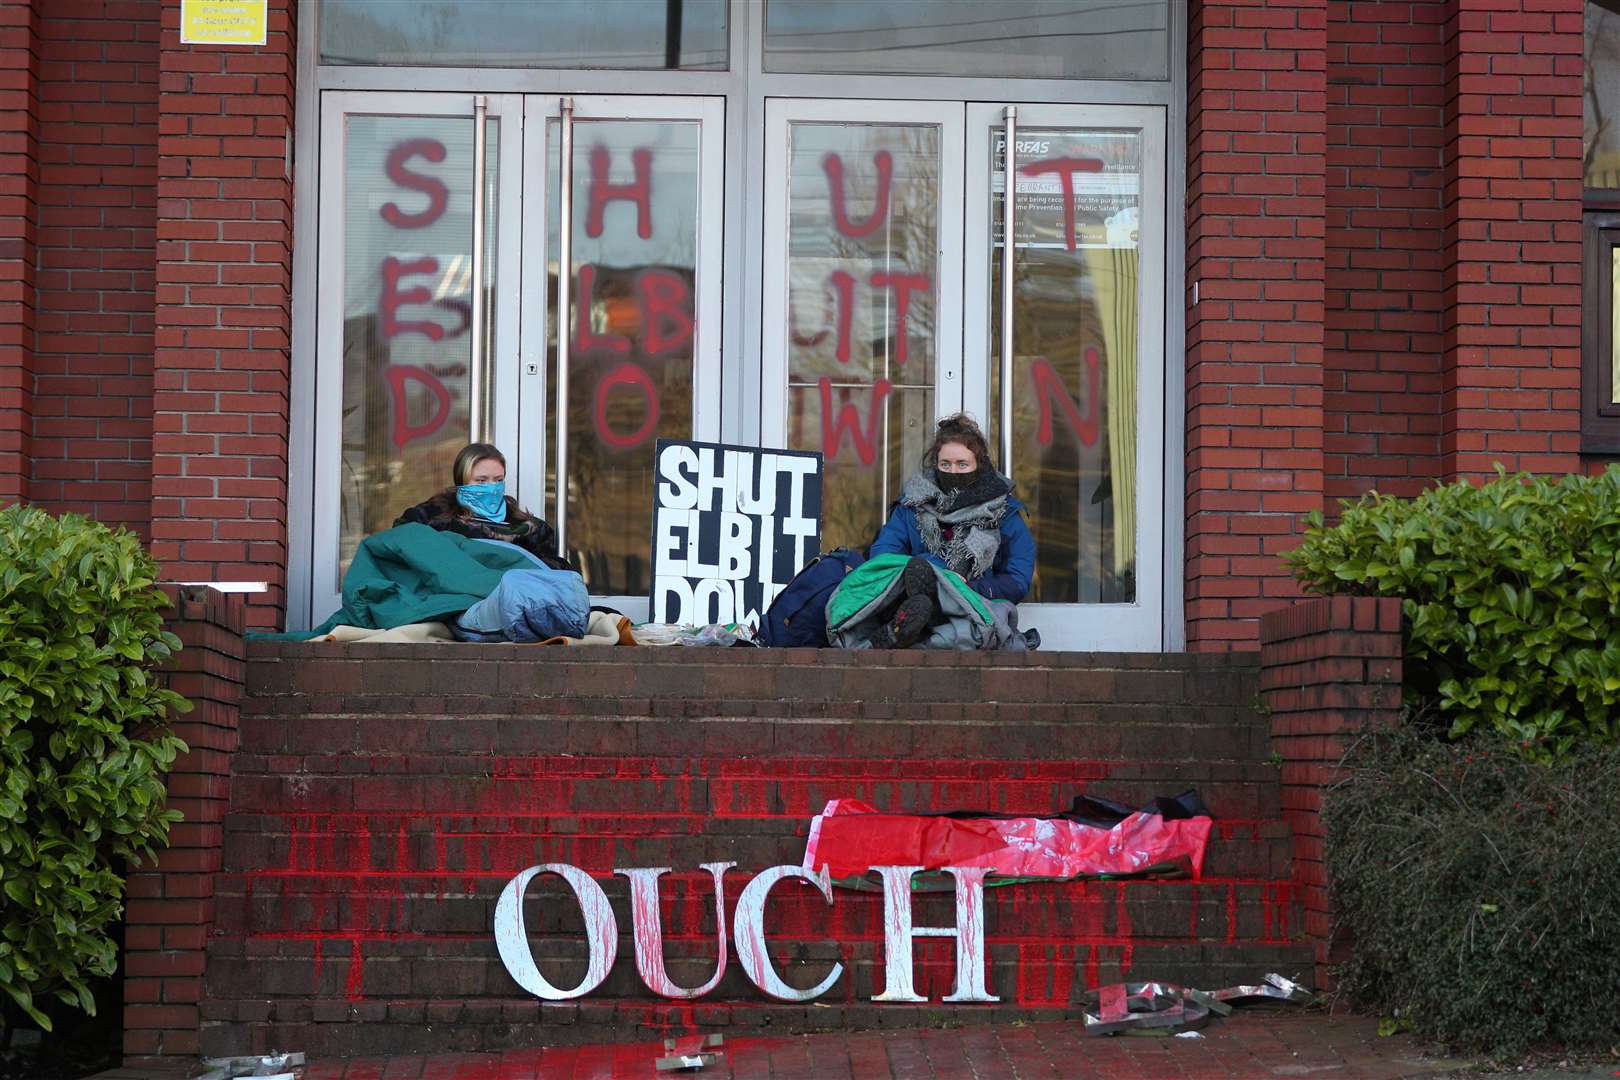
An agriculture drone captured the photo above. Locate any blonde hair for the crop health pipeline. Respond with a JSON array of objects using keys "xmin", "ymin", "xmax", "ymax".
[{"xmin": 451, "ymin": 442, "xmax": 505, "ymax": 486}]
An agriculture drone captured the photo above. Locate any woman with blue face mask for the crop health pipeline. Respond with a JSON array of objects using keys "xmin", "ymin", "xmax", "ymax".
[{"xmin": 394, "ymin": 443, "xmax": 574, "ymax": 571}]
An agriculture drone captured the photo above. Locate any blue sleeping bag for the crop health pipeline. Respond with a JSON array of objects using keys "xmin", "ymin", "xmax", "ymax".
[{"xmin": 454, "ymin": 540, "xmax": 590, "ymax": 642}]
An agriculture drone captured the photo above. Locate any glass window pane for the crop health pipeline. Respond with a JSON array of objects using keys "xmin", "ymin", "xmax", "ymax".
[
  {"xmin": 782, "ymin": 123, "xmax": 941, "ymax": 552},
  {"xmin": 764, "ymin": 0, "xmax": 1168, "ymax": 80},
  {"xmin": 339, "ymin": 114, "xmax": 497, "ymax": 579},
  {"xmin": 548, "ymin": 121, "xmax": 702, "ymax": 597},
  {"xmin": 1588, "ymin": 1, "xmax": 1620, "ymax": 189},
  {"xmin": 989, "ymin": 128, "xmax": 1142, "ymax": 604},
  {"xmin": 322, "ymin": 0, "xmax": 728, "ymax": 70}
]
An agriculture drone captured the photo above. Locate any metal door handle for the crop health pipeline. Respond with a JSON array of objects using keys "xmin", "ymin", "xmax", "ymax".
[
  {"xmin": 1000, "ymin": 106, "xmax": 1017, "ymax": 478},
  {"xmin": 554, "ymin": 97, "xmax": 575, "ymax": 557},
  {"xmin": 469, "ymin": 95, "xmax": 490, "ymax": 442}
]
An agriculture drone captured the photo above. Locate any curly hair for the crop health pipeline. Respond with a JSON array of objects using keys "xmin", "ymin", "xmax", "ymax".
[{"xmin": 923, "ymin": 413, "xmax": 994, "ymax": 471}]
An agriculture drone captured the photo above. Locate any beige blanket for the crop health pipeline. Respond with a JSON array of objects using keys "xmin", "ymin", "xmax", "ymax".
[
  {"xmin": 536, "ymin": 609, "xmax": 636, "ymax": 646},
  {"xmin": 320, "ymin": 621, "xmax": 455, "ymax": 643},
  {"xmin": 318, "ymin": 611, "xmax": 633, "ymax": 646}
]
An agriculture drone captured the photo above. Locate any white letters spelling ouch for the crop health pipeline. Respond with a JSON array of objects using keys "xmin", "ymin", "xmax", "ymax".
[{"xmin": 491, "ymin": 863, "xmax": 998, "ymax": 1004}]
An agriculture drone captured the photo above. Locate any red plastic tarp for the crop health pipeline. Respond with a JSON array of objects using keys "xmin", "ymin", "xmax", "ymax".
[{"xmin": 802, "ymin": 798, "xmax": 1213, "ymax": 882}]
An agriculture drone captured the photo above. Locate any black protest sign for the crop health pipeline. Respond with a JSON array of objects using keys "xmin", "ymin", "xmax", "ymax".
[{"xmin": 650, "ymin": 440, "xmax": 823, "ymax": 627}]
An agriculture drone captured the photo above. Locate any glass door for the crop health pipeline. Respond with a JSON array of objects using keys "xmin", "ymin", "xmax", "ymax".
[
  {"xmin": 313, "ymin": 91, "xmax": 524, "ymax": 616},
  {"xmin": 965, "ymin": 103, "xmax": 1166, "ymax": 651},
  {"xmin": 520, "ymin": 95, "xmax": 724, "ymax": 617},
  {"xmin": 760, "ymin": 100, "xmax": 964, "ymax": 554},
  {"xmin": 313, "ymin": 92, "xmax": 722, "ymax": 623}
]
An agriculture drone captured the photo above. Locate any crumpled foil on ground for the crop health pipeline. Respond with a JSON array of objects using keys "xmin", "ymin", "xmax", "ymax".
[
  {"xmin": 197, "ymin": 1052, "xmax": 305, "ymax": 1079},
  {"xmin": 1083, "ymin": 974, "xmax": 1316, "ymax": 1037}
]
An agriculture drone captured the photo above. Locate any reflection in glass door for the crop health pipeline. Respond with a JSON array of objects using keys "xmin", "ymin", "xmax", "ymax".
[
  {"xmin": 761, "ymin": 100, "xmax": 964, "ymax": 553},
  {"xmin": 313, "ymin": 92, "xmax": 524, "ymax": 615},
  {"xmin": 965, "ymin": 103, "xmax": 1166, "ymax": 650}
]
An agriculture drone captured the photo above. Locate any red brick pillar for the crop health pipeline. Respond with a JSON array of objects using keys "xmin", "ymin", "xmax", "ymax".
[
  {"xmin": 124, "ymin": 584, "xmax": 245, "ymax": 1063},
  {"xmin": 0, "ymin": 1, "xmax": 39, "ymax": 505},
  {"xmin": 150, "ymin": 0, "xmax": 296, "ymax": 629},
  {"xmin": 1259, "ymin": 595, "xmax": 1401, "ymax": 989},
  {"xmin": 1185, "ymin": 0, "xmax": 1328, "ymax": 649},
  {"xmin": 1441, "ymin": 0, "xmax": 1584, "ymax": 480},
  {"xmin": 28, "ymin": 0, "xmax": 161, "ymax": 538},
  {"xmin": 1323, "ymin": 1, "xmax": 1447, "ymax": 503}
]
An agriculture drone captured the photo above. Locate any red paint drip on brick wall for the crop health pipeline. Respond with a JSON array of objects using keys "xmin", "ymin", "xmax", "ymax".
[{"xmin": 346, "ymin": 938, "xmax": 364, "ymax": 1002}]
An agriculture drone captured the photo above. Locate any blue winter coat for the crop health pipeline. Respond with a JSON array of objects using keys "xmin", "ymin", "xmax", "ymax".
[{"xmin": 868, "ymin": 495, "xmax": 1036, "ymax": 603}]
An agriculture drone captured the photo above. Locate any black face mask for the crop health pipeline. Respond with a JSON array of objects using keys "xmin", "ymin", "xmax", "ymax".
[{"xmin": 935, "ymin": 468, "xmax": 979, "ymax": 493}]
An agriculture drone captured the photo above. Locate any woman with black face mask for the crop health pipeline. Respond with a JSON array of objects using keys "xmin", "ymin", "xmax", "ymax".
[{"xmin": 866, "ymin": 414, "xmax": 1036, "ymax": 648}]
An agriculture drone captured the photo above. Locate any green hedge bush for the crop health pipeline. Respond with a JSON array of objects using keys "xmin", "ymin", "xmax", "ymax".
[
  {"xmin": 0, "ymin": 506, "xmax": 187, "ymax": 1031},
  {"xmin": 1326, "ymin": 726, "xmax": 1620, "ymax": 1057},
  {"xmin": 1286, "ymin": 467, "xmax": 1620, "ymax": 759}
]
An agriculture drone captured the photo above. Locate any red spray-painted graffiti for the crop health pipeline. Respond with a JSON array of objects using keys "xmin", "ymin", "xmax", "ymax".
[
  {"xmin": 826, "ymin": 270, "xmax": 856, "ymax": 365},
  {"xmin": 383, "ymin": 365, "xmax": 452, "ymax": 449},
  {"xmin": 573, "ymin": 263, "xmax": 631, "ymax": 356},
  {"xmin": 586, "ymin": 145, "xmax": 653, "ymax": 241},
  {"xmin": 820, "ymin": 379, "xmax": 892, "ymax": 466},
  {"xmin": 372, "ymin": 137, "xmax": 692, "ymax": 451},
  {"xmin": 823, "ymin": 150, "xmax": 893, "ymax": 239},
  {"xmin": 594, "ymin": 362, "xmax": 661, "ymax": 450},
  {"xmin": 380, "ymin": 139, "xmax": 448, "ymax": 229},
  {"xmin": 1018, "ymin": 156, "xmax": 1105, "ymax": 252},
  {"xmin": 379, "ymin": 256, "xmax": 444, "ymax": 342},
  {"xmin": 869, "ymin": 270, "xmax": 929, "ymax": 368},
  {"xmin": 639, "ymin": 269, "xmax": 695, "ymax": 358},
  {"xmin": 792, "ymin": 150, "xmax": 1111, "ymax": 467},
  {"xmin": 793, "ymin": 152, "xmax": 937, "ymax": 466},
  {"xmin": 1032, "ymin": 349, "xmax": 1102, "ymax": 448},
  {"xmin": 807, "ymin": 267, "xmax": 932, "ymax": 373}
]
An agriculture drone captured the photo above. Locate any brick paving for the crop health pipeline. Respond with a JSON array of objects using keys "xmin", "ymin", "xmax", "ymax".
[{"xmin": 95, "ymin": 1011, "xmax": 1476, "ymax": 1079}]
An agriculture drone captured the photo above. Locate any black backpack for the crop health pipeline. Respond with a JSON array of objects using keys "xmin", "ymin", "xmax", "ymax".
[{"xmin": 759, "ymin": 548, "xmax": 867, "ymax": 647}]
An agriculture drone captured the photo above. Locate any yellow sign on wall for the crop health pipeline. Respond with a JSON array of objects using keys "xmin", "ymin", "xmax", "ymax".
[{"xmin": 180, "ymin": 0, "xmax": 268, "ymax": 46}]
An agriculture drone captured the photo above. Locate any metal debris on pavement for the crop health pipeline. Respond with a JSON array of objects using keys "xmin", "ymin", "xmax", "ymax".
[
  {"xmin": 1182, "ymin": 986, "xmax": 1235, "ymax": 1016},
  {"xmin": 655, "ymin": 1033, "xmax": 726, "ymax": 1071},
  {"xmin": 197, "ymin": 1052, "xmax": 306, "ymax": 1080},
  {"xmin": 1082, "ymin": 981, "xmax": 1212, "ymax": 1036},
  {"xmin": 1083, "ymin": 974, "xmax": 1316, "ymax": 1037},
  {"xmin": 1210, "ymin": 972, "xmax": 1317, "ymax": 1006}
]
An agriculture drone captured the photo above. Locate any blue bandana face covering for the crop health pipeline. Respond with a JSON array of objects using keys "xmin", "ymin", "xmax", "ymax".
[{"xmin": 456, "ymin": 481, "xmax": 508, "ymax": 523}]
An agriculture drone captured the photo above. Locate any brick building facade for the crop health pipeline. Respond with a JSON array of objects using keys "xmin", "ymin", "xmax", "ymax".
[
  {"xmin": 2, "ymin": 0, "xmax": 1615, "ymax": 650},
  {"xmin": 6, "ymin": 2, "xmax": 1616, "ymax": 1061}
]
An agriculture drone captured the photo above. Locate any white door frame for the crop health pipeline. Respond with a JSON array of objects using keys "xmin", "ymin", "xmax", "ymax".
[
  {"xmin": 963, "ymin": 102, "xmax": 1168, "ymax": 652},
  {"xmin": 758, "ymin": 98, "xmax": 965, "ymax": 449},
  {"xmin": 311, "ymin": 90, "xmax": 525, "ymax": 620}
]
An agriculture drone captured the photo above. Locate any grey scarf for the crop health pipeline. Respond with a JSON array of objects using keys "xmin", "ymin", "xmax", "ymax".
[{"xmin": 899, "ymin": 467, "xmax": 1012, "ymax": 581}]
